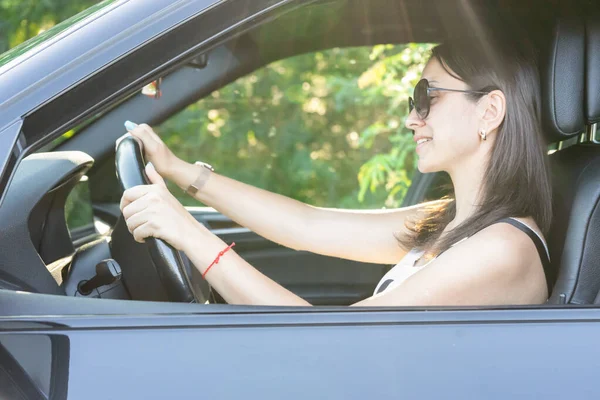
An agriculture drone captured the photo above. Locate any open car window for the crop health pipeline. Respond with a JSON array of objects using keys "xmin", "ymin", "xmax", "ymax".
[{"xmin": 157, "ymin": 44, "xmax": 435, "ymax": 209}]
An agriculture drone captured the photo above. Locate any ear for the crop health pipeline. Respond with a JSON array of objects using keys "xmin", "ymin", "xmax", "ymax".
[{"xmin": 477, "ymin": 89, "xmax": 506, "ymax": 135}]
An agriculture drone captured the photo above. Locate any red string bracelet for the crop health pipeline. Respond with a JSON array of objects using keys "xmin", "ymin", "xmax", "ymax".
[{"xmin": 202, "ymin": 242, "xmax": 236, "ymax": 279}]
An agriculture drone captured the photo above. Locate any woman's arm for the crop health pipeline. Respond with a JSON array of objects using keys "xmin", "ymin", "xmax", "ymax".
[
  {"xmin": 127, "ymin": 122, "xmax": 442, "ymax": 265},
  {"xmin": 121, "ymin": 165, "xmax": 544, "ymax": 306},
  {"xmin": 169, "ymin": 159, "xmax": 443, "ymax": 265},
  {"xmin": 120, "ymin": 163, "xmax": 309, "ymax": 305},
  {"xmin": 187, "ymin": 215, "xmax": 545, "ymax": 306},
  {"xmin": 185, "ymin": 230, "xmax": 311, "ymax": 306}
]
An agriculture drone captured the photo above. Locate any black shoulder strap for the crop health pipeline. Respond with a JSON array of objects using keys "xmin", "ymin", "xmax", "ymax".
[
  {"xmin": 496, "ymin": 218, "xmax": 550, "ymax": 264},
  {"xmin": 495, "ymin": 218, "xmax": 552, "ymax": 293},
  {"xmin": 436, "ymin": 217, "xmax": 552, "ymax": 293}
]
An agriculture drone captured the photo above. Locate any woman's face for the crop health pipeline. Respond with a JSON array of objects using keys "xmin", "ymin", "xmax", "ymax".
[{"xmin": 405, "ymin": 57, "xmax": 483, "ymax": 174}]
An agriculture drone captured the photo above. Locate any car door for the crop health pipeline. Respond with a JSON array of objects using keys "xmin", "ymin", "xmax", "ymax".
[
  {"xmin": 3, "ymin": 0, "xmax": 600, "ymax": 398},
  {"xmin": 2, "ymin": 289, "xmax": 600, "ymax": 399}
]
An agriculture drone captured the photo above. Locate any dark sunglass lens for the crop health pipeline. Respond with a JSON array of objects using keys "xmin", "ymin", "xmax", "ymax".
[
  {"xmin": 408, "ymin": 97, "xmax": 415, "ymax": 114},
  {"xmin": 415, "ymin": 79, "xmax": 429, "ymax": 118}
]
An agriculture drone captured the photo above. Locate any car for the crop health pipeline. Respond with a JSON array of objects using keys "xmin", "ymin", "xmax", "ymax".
[{"xmin": 1, "ymin": 0, "xmax": 600, "ymax": 398}]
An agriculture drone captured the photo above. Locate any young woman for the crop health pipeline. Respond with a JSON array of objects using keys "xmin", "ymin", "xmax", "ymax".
[{"xmin": 120, "ymin": 37, "xmax": 552, "ymax": 306}]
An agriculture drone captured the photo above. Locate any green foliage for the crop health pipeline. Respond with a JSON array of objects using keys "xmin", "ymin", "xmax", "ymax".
[
  {"xmin": 0, "ymin": 0, "xmax": 103, "ymax": 53},
  {"xmin": 159, "ymin": 44, "xmax": 434, "ymax": 209},
  {"xmin": 65, "ymin": 178, "xmax": 93, "ymax": 230}
]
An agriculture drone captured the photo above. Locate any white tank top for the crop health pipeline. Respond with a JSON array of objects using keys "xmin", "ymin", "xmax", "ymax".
[{"xmin": 372, "ymin": 217, "xmax": 550, "ymax": 296}]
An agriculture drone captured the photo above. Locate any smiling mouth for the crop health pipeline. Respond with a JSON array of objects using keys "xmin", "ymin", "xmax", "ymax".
[{"xmin": 416, "ymin": 138, "xmax": 432, "ymax": 148}]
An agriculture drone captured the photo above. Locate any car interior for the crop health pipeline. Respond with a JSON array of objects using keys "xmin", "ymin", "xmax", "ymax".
[{"xmin": 1, "ymin": 0, "xmax": 600, "ymax": 309}]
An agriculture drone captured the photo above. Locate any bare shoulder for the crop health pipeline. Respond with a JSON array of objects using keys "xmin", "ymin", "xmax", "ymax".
[
  {"xmin": 416, "ymin": 221, "xmax": 547, "ymax": 303},
  {"xmin": 457, "ymin": 218, "xmax": 548, "ymax": 300},
  {"xmin": 353, "ymin": 215, "xmax": 548, "ymax": 307},
  {"xmin": 466, "ymin": 221, "xmax": 539, "ymax": 265},
  {"xmin": 438, "ymin": 222, "xmax": 537, "ymax": 276},
  {"xmin": 470, "ymin": 217, "xmax": 546, "ymax": 266},
  {"xmin": 416, "ymin": 219, "xmax": 547, "ymax": 301}
]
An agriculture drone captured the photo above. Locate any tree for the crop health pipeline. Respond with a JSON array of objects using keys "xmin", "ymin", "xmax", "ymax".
[
  {"xmin": 0, "ymin": 0, "xmax": 103, "ymax": 53},
  {"xmin": 159, "ymin": 44, "xmax": 434, "ymax": 208}
]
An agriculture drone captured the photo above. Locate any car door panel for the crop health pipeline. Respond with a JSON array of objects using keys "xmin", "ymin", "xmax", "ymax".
[{"xmin": 2, "ymin": 290, "xmax": 599, "ymax": 400}]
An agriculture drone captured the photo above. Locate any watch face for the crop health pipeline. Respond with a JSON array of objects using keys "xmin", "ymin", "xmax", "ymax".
[{"xmin": 195, "ymin": 161, "xmax": 214, "ymax": 171}]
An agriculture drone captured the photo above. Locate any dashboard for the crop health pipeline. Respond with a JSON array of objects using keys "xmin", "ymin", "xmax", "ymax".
[
  {"xmin": 0, "ymin": 151, "xmax": 127, "ymax": 299},
  {"xmin": 0, "ymin": 150, "xmax": 210, "ymax": 303}
]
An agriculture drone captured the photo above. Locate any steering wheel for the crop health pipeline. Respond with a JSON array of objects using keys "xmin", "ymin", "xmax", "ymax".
[{"xmin": 115, "ymin": 135, "xmax": 204, "ymax": 303}]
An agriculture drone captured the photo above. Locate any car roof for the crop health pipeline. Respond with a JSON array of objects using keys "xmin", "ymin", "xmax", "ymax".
[
  {"xmin": 0, "ymin": 0, "xmax": 567, "ymax": 130},
  {"xmin": 0, "ymin": 0, "xmax": 220, "ymax": 130},
  {"xmin": 0, "ymin": 0, "xmax": 122, "ymax": 73}
]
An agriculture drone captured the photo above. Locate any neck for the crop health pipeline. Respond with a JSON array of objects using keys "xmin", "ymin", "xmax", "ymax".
[{"xmin": 446, "ymin": 154, "xmax": 488, "ymax": 230}]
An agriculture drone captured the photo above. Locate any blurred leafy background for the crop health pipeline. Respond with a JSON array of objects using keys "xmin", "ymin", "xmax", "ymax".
[
  {"xmin": 159, "ymin": 44, "xmax": 433, "ymax": 209},
  {"xmin": 0, "ymin": 0, "xmax": 104, "ymax": 52},
  {"xmin": 2, "ymin": 0, "xmax": 434, "ymax": 220}
]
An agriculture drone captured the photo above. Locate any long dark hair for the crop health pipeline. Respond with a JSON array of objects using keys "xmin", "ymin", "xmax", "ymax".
[{"xmin": 398, "ymin": 36, "xmax": 552, "ymax": 259}]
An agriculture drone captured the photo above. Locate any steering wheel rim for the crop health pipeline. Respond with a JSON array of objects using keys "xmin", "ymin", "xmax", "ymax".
[{"xmin": 115, "ymin": 134, "xmax": 202, "ymax": 303}]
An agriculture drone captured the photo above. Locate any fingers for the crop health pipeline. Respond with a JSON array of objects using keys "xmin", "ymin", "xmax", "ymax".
[
  {"xmin": 138, "ymin": 123, "xmax": 162, "ymax": 142},
  {"xmin": 129, "ymin": 125, "xmax": 155, "ymax": 148},
  {"xmin": 125, "ymin": 121, "xmax": 163, "ymax": 147},
  {"xmin": 132, "ymin": 221, "xmax": 154, "ymax": 243},
  {"xmin": 125, "ymin": 210, "xmax": 155, "ymax": 242},
  {"xmin": 120, "ymin": 182, "xmax": 173, "ymax": 215},
  {"xmin": 119, "ymin": 185, "xmax": 154, "ymax": 212},
  {"xmin": 119, "ymin": 183, "xmax": 194, "ymax": 249},
  {"xmin": 145, "ymin": 162, "xmax": 166, "ymax": 187},
  {"xmin": 121, "ymin": 191, "xmax": 162, "ymax": 243},
  {"xmin": 121, "ymin": 193, "xmax": 150, "ymax": 220},
  {"xmin": 124, "ymin": 121, "xmax": 176, "ymax": 177}
]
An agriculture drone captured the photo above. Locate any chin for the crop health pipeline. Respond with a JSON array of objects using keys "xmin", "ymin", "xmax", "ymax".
[{"xmin": 417, "ymin": 159, "xmax": 441, "ymax": 174}]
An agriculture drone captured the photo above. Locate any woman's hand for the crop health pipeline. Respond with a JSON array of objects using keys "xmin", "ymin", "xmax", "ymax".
[
  {"xmin": 124, "ymin": 121, "xmax": 180, "ymax": 178},
  {"xmin": 120, "ymin": 162, "xmax": 204, "ymax": 251}
]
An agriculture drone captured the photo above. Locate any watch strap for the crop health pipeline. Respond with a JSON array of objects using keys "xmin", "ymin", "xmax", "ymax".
[{"xmin": 185, "ymin": 162, "xmax": 213, "ymax": 196}]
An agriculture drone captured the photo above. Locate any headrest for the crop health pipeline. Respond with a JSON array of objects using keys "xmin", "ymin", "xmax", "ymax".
[
  {"xmin": 541, "ymin": 17, "xmax": 586, "ymax": 143},
  {"xmin": 586, "ymin": 15, "xmax": 600, "ymax": 124}
]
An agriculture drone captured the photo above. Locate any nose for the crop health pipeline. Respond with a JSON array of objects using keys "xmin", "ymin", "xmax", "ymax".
[{"xmin": 405, "ymin": 107, "xmax": 425, "ymax": 130}]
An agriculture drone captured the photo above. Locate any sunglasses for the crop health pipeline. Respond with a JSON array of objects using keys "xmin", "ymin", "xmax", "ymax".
[{"xmin": 409, "ymin": 78, "xmax": 491, "ymax": 119}]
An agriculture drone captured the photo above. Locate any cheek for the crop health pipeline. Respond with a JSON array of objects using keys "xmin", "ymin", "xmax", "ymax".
[
  {"xmin": 418, "ymin": 104, "xmax": 480, "ymax": 170},
  {"xmin": 434, "ymin": 100, "xmax": 479, "ymax": 144}
]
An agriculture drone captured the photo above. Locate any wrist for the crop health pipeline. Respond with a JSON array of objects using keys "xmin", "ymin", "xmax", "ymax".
[
  {"xmin": 166, "ymin": 157, "xmax": 193, "ymax": 189},
  {"xmin": 182, "ymin": 220, "xmax": 223, "ymax": 260}
]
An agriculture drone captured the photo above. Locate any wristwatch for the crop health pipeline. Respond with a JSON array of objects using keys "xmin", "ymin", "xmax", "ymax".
[{"xmin": 185, "ymin": 161, "xmax": 214, "ymax": 196}]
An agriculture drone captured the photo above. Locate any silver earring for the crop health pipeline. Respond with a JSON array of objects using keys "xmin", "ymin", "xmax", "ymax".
[{"xmin": 479, "ymin": 129, "xmax": 487, "ymax": 141}]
